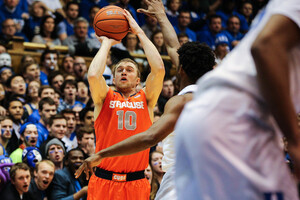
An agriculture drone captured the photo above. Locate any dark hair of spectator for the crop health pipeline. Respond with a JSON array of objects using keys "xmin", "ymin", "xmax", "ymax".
[
  {"xmin": 61, "ymin": 108, "xmax": 76, "ymax": 116},
  {"xmin": 60, "ymin": 79, "xmax": 78, "ymax": 93},
  {"xmin": 41, "ymin": 49, "xmax": 59, "ymax": 63},
  {"xmin": 39, "ymin": 97, "xmax": 56, "ymax": 111},
  {"xmin": 49, "ymin": 113, "xmax": 66, "ymax": 127},
  {"xmin": 76, "ymin": 126, "xmax": 94, "ymax": 141},
  {"xmin": 79, "ymin": 107, "xmax": 94, "ymax": 121},
  {"xmin": 5, "ymin": 74, "xmax": 24, "ymax": 88},
  {"xmin": 10, "ymin": 163, "xmax": 30, "ymax": 181},
  {"xmin": 66, "ymin": 1, "xmax": 79, "ymax": 11},
  {"xmin": 40, "ymin": 16, "xmax": 58, "ymax": 39},
  {"xmin": 208, "ymin": 14, "xmax": 222, "ymax": 24},
  {"xmin": 48, "ymin": 70, "xmax": 64, "ymax": 86},
  {"xmin": 38, "ymin": 85, "xmax": 55, "ymax": 97}
]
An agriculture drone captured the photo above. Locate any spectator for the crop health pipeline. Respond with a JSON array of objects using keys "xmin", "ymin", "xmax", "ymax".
[
  {"xmin": 27, "ymin": 160, "xmax": 55, "ymax": 200},
  {"xmin": 77, "ymin": 81, "xmax": 90, "ymax": 106},
  {"xmin": 57, "ymin": 1, "xmax": 80, "ymax": 41},
  {"xmin": 144, "ymin": 164, "xmax": 152, "ymax": 184},
  {"xmin": 58, "ymin": 79, "xmax": 86, "ymax": 113},
  {"xmin": 39, "ymin": 114, "xmax": 67, "ymax": 158},
  {"xmin": 214, "ymin": 33, "xmax": 230, "ymax": 65},
  {"xmin": 0, "ymin": 19, "xmax": 28, "ymax": 45},
  {"xmin": 141, "ymin": 14, "xmax": 160, "ymax": 39},
  {"xmin": 150, "ymin": 150, "xmax": 164, "ymax": 200},
  {"xmin": 24, "ymin": 80, "xmax": 40, "ymax": 117},
  {"xmin": 40, "ymin": 49, "xmax": 59, "ymax": 82},
  {"xmin": 157, "ymin": 77, "xmax": 175, "ymax": 113},
  {"xmin": 223, "ymin": 15, "xmax": 244, "ymax": 49},
  {"xmin": 19, "ymin": 55, "xmax": 35, "ymax": 68},
  {"xmin": 62, "ymin": 17, "xmax": 100, "ymax": 56},
  {"xmin": 47, "ymin": 70, "xmax": 64, "ymax": 91},
  {"xmin": 177, "ymin": 32, "xmax": 189, "ymax": 46},
  {"xmin": 21, "ymin": 146, "xmax": 42, "ymax": 168},
  {"xmin": 197, "ymin": 14, "xmax": 224, "ymax": 50},
  {"xmin": 32, "ymin": 15, "xmax": 61, "ymax": 47},
  {"xmin": 76, "ymin": 126, "xmax": 95, "ymax": 157},
  {"xmin": 216, "ymin": 0, "xmax": 249, "ymax": 33},
  {"xmin": 60, "ymin": 54, "xmax": 75, "ymax": 76},
  {"xmin": 61, "ymin": 109, "xmax": 77, "ymax": 151},
  {"xmin": 73, "ymin": 56, "xmax": 88, "ymax": 81},
  {"xmin": 117, "ymin": 0, "xmax": 139, "ymax": 24},
  {"xmin": 22, "ymin": 63, "xmax": 41, "ymax": 84},
  {"xmin": 239, "ymin": 1, "xmax": 253, "ymax": 26},
  {"xmin": 6, "ymin": 75, "xmax": 26, "ymax": 101},
  {"xmin": 0, "ymin": 0, "xmax": 28, "ymax": 33},
  {"xmin": 151, "ymin": 30, "xmax": 168, "ymax": 55},
  {"xmin": 23, "ymin": 1, "xmax": 48, "ymax": 41},
  {"xmin": 0, "ymin": 163, "xmax": 31, "ymax": 200},
  {"xmin": 45, "ymin": 138, "xmax": 65, "ymax": 171},
  {"xmin": 87, "ymin": 5, "xmax": 100, "ymax": 40},
  {"xmin": 165, "ymin": 0, "xmax": 181, "ymax": 26},
  {"xmin": 0, "ymin": 43, "xmax": 6, "ymax": 53},
  {"xmin": 0, "ymin": 116, "xmax": 13, "ymax": 155},
  {"xmin": 0, "ymin": 52, "xmax": 12, "ymax": 67},
  {"xmin": 0, "ymin": 66, "xmax": 13, "ymax": 84},
  {"xmin": 79, "ymin": 0, "xmax": 109, "ymax": 22},
  {"xmin": 51, "ymin": 148, "xmax": 88, "ymax": 200},
  {"xmin": 10, "ymin": 123, "xmax": 38, "ymax": 163},
  {"xmin": 36, "ymin": 97, "xmax": 57, "ymax": 147},
  {"xmin": 26, "ymin": 85, "xmax": 55, "ymax": 123},
  {"xmin": 174, "ymin": 10, "xmax": 197, "ymax": 41},
  {"xmin": 7, "ymin": 97, "xmax": 24, "ymax": 139},
  {"xmin": 79, "ymin": 107, "xmax": 94, "ymax": 127}
]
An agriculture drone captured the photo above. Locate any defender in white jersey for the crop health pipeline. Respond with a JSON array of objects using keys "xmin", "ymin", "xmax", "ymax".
[{"xmin": 175, "ymin": 0, "xmax": 300, "ymax": 199}]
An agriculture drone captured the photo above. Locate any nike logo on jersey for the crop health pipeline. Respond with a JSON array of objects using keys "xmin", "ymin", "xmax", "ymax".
[{"xmin": 109, "ymin": 100, "xmax": 144, "ymax": 109}]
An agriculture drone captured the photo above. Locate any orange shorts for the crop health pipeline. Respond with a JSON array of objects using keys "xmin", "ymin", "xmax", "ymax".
[{"xmin": 87, "ymin": 174, "xmax": 150, "ymax": 200}]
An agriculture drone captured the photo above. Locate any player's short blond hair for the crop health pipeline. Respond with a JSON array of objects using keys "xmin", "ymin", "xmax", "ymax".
[{"xmin": 112, "ymin": 58, "xmax": 141, "ymax": 78}]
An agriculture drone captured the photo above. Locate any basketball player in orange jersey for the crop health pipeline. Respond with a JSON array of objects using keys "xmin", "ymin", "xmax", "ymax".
[{"xmin": 75, "ymin": 9, "xmax": 165, "ymax": 200}]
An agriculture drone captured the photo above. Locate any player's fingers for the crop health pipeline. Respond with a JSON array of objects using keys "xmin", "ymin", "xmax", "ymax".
[
  {"xmin": 75, "ymin": 163, "xmax": 85, "ymax": 178},
  {"xmin": 84, "ymin": 165, "xmax": 90, "ymax": 180}
]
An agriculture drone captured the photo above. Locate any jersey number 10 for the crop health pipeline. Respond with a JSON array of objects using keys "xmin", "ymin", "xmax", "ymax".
[{"xmin": 116, "ymin": 110, "xmax": 137, "ymax": 130}]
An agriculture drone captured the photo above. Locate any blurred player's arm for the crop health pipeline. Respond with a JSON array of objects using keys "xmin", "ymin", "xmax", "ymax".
[
  {"xmin": 251, "ymin": 14, "xmax": 300, "ymax": 177},
  {"xmin": 137, "ymin": 0, "xmax": 180, "ymax": 68},
  {"xmin": 75, "ymin": 94, "xmax": 193, "ymax": 179},
  {"xmin": 124, "ymin": 9, "xmax": 165, "ymax": 109},
  {"xmin": 88, "ymin": 37, "xmax": 119, "ymax": 117}
]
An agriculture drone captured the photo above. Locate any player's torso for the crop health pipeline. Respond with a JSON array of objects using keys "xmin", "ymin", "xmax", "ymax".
[{"xmin": 94, "ymin": 88, "xmax": 152, "ymax": 172}]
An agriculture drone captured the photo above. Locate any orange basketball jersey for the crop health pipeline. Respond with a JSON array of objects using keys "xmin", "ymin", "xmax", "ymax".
[{"xmin": 94, "ymin": 88, "xmax": 152, "ymax": 173}]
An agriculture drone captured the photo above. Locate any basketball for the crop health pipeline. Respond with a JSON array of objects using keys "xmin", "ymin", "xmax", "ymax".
[{"xmin": 93, "ymin": 5, "xmax": 129, "ymax": 40}]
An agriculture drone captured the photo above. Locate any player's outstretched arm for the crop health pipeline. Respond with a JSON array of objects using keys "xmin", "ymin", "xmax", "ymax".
[
  {"xmin": 88, "ymin": 36, "xmax": 120, "ymax": 117},
  {"xmin": 74, "ymin": 94, "xmax": 193, "ymax": 180},
  {"xmin": 124, "ymin": 9, "xmax": 165, "ymax": 109},
  {"xmin": 251, "ymin": 14, "xmax": 300, "ymax": 178},
  {"xmin": 138, "ymin": 0, "xmax": 180, "ymax": 68}
]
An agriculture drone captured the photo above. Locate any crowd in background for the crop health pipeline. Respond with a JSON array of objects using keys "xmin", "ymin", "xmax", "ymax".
[{"xmin": 0, "ymin": 0, "xmax": 269, "ymax": 199}]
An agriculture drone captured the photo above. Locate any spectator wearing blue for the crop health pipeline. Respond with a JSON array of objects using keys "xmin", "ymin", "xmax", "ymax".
[
  {"xmin": 174, "ymin": 9, "xmax": 197, "ymax": 41},
  {"xmin": 165, "ymin": 0, "xmax": 181, "ymax": 26},
  {"xmin": 0, "ymin": 0, "xmax": 29, "ymax": 34},
  {"xmin": 117, "ymin": 0, "xmax": 139, "ymax": 25},
  {"xmin": 51, "ymin": 148, "xmax": 88, "ymax": 200},
  {"xmin": 57, "ymin": 1, "xmax": 80, "ymax": 41},
  {"xmin": 0, "ymin": 19, "xmax": 28, "ymax": 45},
  {"xmin": 214, "ymin": 33, "xmax": 230, "ymax": 65},
  {"xmin": 197, "ymin": 14, "xmax": 223, "ymax": 50},
  {"xmin": 79, "ymin": 0, "xmax": 109, "ymax": 22},
  {"xmin": 216, "ymin": 0, "xmax": 249, "ymax": 33},
  {"xmin": 223, "ymin": 15, "xmax": 244, "ymax": 49},
  {"xmin": 87, "ymin": 6, "xmax": 100, "ymax": 40},
  {"xmin": 10, "ymin": 123, "xmax": 38, "ymax": 163},
  {"xmin": 35, "ymin": 97, "xmax": 57, "ymax": 147},
  {"xmin": 40, "ymin": 49, "xmax": 59, "ymax": 84}
]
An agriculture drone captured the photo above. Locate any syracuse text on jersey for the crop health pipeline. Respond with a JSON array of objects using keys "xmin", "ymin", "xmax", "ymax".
[{"xmin": 109, "ymin": 100, "xmax": 145, "ymax": 109}]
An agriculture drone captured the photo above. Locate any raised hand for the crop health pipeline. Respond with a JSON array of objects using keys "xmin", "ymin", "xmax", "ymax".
[
  {"xmin": 137, "ymin": 0, "xmax": 165, "ymax": 18},
  {"xmin": 123, "ymin": 9, "xmax": 143, "ymax": 35}
]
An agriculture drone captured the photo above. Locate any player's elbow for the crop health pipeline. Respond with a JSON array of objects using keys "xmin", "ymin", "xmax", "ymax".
[
  {"xmin": 251, "ymin": 34, "xmax": 274, "ymax": 60},
  {"xmin": 144, "ymin": 133, "xmax": 161, "ymax": 147}
]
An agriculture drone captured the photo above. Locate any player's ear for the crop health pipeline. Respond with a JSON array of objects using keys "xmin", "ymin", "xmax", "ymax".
[
  {"xmin": 112, "ymin": 77, "xmax": 115, "ymax": 85},
  {"xmin": 136, "ymin": 77, "xmax": 140, "ymax": 86}
]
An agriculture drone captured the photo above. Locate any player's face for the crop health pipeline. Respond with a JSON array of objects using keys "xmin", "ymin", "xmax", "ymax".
[
  {"xmin": 11, "ymin": 169, "xmax": 31, "ymax": 194},
  {"xmin": 50, "ymin": 119, "xmax": 67, "ymax": 139},
  {"xmin": 113, "ymin": 62, "xmax": 140, "ymax": 91},
  {"xmin": 48, "ymin": 144, "xmax": 64, "ymax": 163},
  {"xmin": 34, "ymin": 162, "xmax": 55, "ymax": 191}
]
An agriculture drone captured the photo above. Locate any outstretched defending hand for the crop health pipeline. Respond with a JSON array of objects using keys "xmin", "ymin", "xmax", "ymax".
[
  {"xmin": 75, "ymin": 153, "xmax": 103, "ymax": 180},
  {"xmin": 137, "ymin": 0, "xmax": 165, "ymax": 18}
]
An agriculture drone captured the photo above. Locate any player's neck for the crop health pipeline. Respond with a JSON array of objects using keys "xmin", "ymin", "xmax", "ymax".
[{"xmin": 117, "ymin": 88, "xmax": 137, "ymax": 99}]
